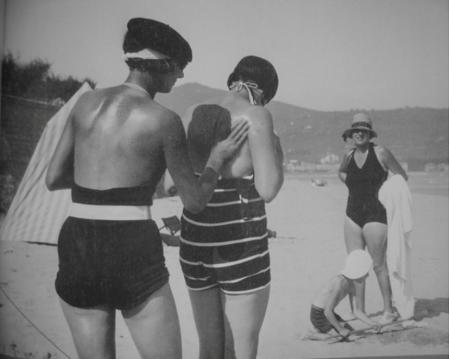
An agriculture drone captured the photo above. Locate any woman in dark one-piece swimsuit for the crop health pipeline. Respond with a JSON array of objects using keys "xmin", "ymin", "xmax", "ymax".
[{"xmin": 338, "ymin": 113, "xmax": 408, "ymax": 325}]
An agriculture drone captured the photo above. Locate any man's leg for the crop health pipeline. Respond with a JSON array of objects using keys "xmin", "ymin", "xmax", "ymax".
[
  {"xmin": 59, "ymin": 299, "xmax": 115, "ymax": 359},
  {"xmin": 122, "ymin": 283, "xmax": 182, "ymax": 359}
]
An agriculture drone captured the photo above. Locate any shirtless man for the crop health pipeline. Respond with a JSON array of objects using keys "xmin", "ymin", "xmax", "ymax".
[
  {"xmin": 46, "ymin": 18, "xmax": 248, "ymax": 359},
  {"xmin": 179, "ymin": 56, "xmax": 283, "ymax": 359}
]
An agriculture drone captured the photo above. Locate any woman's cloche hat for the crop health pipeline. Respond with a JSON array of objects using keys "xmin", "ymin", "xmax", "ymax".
[{"xmin": 342, "ymin": 113, "xmax": 377, "ymax": 141}]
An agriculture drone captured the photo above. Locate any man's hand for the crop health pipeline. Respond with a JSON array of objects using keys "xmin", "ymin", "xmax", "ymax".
[{"xmin": 207, "ymin": 119, "xmax": 249, "ymax": 171}]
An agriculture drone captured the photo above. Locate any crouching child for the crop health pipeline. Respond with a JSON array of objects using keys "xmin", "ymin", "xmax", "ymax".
[{"xmin": 308, "ymin": 249, "xmax": 380, "ymax": 340}]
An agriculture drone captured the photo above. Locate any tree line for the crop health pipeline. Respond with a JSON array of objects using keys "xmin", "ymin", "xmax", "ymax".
[{"xmin": 1, "ymin": 54, "xmax": 96, "ymax": 103}]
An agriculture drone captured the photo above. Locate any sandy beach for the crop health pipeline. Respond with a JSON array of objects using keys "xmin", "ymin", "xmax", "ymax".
[{"xmin": 0, "ymin": 172, "xmax": 447, "ymax": 359}]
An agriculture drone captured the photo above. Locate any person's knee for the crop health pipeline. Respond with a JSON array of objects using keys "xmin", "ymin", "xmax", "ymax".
[{"xmin": 372, "ymin": 258, "xmax": 387, "ymax": 274}]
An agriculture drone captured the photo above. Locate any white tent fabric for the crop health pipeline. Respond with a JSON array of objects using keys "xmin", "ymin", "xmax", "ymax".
[{"xmin": 0, "ymin": 83, "xmax": 92, "ymax": 244}]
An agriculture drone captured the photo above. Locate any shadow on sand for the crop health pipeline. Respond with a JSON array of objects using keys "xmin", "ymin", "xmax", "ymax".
[
  {"xmin": 414, "ymin": 297, "xmax": 449, "ymax": 321},
  {"xmin": 370, "ymin": 297, "xmax": 448, "ymax": 321},
  {"xmin": 357, "ymin": 298, "xmax": 449, "ymax": 346}
]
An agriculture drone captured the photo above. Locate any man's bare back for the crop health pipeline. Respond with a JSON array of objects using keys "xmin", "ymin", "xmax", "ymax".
[{"xmin": 72, "ymin": 84, "xmax": 172, "ymax": 190}]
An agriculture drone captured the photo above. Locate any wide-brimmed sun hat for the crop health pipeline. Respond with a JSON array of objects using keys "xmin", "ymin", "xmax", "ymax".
[
  {"xmin": 341, "ymin": 249, "xmax": 373, "ymax": 280},
  {"xmin": 342, "ymin": 113, "xmax": 377, "ymax": 141}
]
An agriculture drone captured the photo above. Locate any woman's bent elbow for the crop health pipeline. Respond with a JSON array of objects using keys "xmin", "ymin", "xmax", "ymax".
[
  {"xmin": 257, "ymin": 178, "xmax": 283, "ymax": 203},
  {"xmin": 262, "ymin": 194, "xmax": 276, "ymax": 203},
  {"xmin": 259, "ymin": 186, "xmax": 281, "ymax": 203}
]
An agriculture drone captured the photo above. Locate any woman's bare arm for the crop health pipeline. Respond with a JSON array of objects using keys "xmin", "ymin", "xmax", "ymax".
[
  {"xmin": 338, "ymin": 151, "xmax": 352, "ymax": 183},
  {"xmin": 377, "ymin": 146, "xmax": 408, "ymax": 180},
  {"xmin": 248, "ymin": 107, "xmax": 283, "ymax": 202}
]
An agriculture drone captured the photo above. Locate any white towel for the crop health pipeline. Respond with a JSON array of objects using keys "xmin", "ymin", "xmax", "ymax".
[{"xmin": 379, "ymin": 174, "xmax": 415, "ymax": 319}]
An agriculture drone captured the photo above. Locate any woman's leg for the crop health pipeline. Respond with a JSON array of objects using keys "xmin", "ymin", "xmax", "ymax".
[
  {"xmin": 363, "ymin": 222, "xmax": 395, "ymax": 316},
  {"xmin": 189, "ymin": 287, "xmax": 225, "ymax": 359},
  {"xmin": 344, "ymin": 216, "xmax": 366, "ymax": 312},
  {"xmin": 222, "ymin": 286, "xmax": 270, "ymax": 359},
  {"xmin": 344, "ymin": 216, "xmax": 365, "ymax": 252},
  {"xmin": 59, "ymin": 299, "xmax": 115, "ymax": 359},
  {"xmin": 122, "ymin": 283, "xmax": 181, "ymax": 359}
]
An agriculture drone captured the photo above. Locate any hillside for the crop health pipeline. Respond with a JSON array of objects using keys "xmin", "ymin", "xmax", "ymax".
[
  {"xmin": 159, "ymin": 83, "xmax": 448, "ymax": 168},
  {"xmin": 1, "ymin": 82, "xmax": 447, "ymax": 185}
]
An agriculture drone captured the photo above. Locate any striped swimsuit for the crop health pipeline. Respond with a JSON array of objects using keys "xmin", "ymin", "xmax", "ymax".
[
  {"xmin": 180, "ymin": 176, "xmax": 270, "ymax": 294},
  {"xmin": 180, "ymin": 85, "xmax": 271, "ymax": 294}
]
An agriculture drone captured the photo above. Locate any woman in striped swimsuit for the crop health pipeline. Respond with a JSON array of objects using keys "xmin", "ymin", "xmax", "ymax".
[{"xmin": 180, "ymin": 56, "xmax": 284, "ymax": 359}]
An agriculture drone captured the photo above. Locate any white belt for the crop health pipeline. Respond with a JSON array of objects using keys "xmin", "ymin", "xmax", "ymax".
[{"xmin": 69, "ymin": 203, "xmax": 152, "ymax": 220}]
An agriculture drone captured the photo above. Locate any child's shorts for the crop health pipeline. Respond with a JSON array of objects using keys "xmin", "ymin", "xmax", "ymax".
[{"xmin": 310, "ymin": 305, "xmax": 353, "ymax": 333}]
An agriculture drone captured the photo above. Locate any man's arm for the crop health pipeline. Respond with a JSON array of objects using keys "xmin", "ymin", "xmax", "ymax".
[
  {"xmin": 46, "ymin": 110, "xmax": 75, "ymax": 190},
  {"xmin": 162, "ymin": 112, "xmax": 248, "ymax": 213},
  {"xmin": 248, "ymin": 107, "xmax": 283, "ymax": 202}
]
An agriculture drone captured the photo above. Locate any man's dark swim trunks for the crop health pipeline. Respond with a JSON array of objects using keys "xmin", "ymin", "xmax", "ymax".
[
  {"xmin": 345, "ymin": 143, "xmax": 388, "ymax": 228},
  {"xmin": 55, "ymin": 184, "xmax": 168, "ymax": 311}
]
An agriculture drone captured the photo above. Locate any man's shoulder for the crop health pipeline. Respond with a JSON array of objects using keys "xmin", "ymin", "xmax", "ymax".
[
  {"xmin": 135, "ymin": 102, "xmax": 183, "ymax": 136},
  {"xmin": 146, "ymin": 102, "xmax": 180, "ymax": 124},
  {"xmin": 70, "ymin": 88, "xmax": 103, "ymax": 117},
  {"xmin": 75, "ymin": 86, "xmax": 118, "ymax": 109}
]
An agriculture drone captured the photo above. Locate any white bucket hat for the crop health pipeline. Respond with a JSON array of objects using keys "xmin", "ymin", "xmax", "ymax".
[{"xmin": 341, "ymin": 249, "xmax": 373, "ymax": 279}]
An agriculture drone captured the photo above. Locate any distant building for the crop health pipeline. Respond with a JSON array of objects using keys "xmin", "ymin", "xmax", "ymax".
[
  {"xmin": 425, "ymin": 162, "xmax": 449, "ymax": 172},
  {"xmin": 320, "ymin": 153, "xmax": 340, "ymax": 165}
]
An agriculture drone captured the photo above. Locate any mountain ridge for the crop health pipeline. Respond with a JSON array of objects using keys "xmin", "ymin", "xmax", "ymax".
[{"xmin": 157, "ymin": 83, "xmax": 448, "ymax": 168}]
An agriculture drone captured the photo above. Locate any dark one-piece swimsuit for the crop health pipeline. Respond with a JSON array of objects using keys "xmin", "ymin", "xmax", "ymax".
[{"xmin": 345, "ymin": 143, "xmax": 388, "ymax": 228}]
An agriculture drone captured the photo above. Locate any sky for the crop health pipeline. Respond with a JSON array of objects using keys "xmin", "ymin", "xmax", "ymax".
[{"xmin": 2, "ymin": 0, "xmax": 448, "ymax": 111}]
